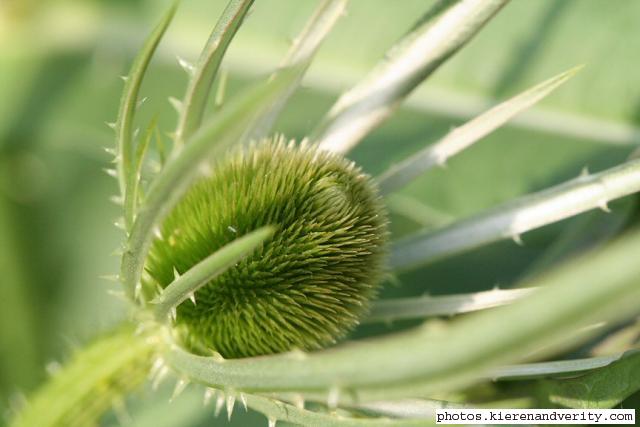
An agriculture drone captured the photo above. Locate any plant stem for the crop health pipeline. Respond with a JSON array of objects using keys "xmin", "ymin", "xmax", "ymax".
[{"xmin": 9, "ymin": 326, "xmax": 156, "ymax": 427}]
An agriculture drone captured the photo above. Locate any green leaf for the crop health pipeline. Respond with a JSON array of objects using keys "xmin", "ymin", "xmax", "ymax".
[
  {"xmin": 116, "ymin": 1, "xmax": 178, "ymax": 230},
  {"xmin": 174, "ymin": 0, "xmax": 254, "ymax": 145},
  {"xmin": 152, "ymin": 226, "xmax": 274, "ymax": 320},
  {"xmin": 376, "ymin": 66, "xmax": 582, "ymax": 195},
  {"xmin": 538, "ymin": 351, "xmax": 640, "ymax": 409},
  {"xmin": 391, "ymin": 157, "xmax": 640, "ymax": 272},
  {"xmin": 366, "ymin": 288, "xmax": 534, "ymax": 323},
  {"xmin": 491, "ymin": 352, "xmax": 632, "ymax": 381},
  {"xmin": 312, "ymin": 0, "xmax": 509, "ymax": 154}
]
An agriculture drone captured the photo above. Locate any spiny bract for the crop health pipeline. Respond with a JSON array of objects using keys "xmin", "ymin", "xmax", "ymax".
[{"xmin": 145, "ymin": 137, "xmax": 388, "ymax": 358}]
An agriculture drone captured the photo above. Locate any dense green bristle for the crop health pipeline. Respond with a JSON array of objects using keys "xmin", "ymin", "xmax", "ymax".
[{"xmin": 145, "ymin": 136, "xmax": 388, "ymax": 358}]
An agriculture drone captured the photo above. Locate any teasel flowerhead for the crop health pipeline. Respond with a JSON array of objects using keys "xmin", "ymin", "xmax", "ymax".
[{"xmin": 145, "ymin": 136, "xmax": 388, "ymax": 358}]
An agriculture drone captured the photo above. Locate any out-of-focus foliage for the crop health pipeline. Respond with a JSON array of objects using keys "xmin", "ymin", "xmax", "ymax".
[{"xmin": 1, "ymin": 0, "xmax": 639, "ymax": 425}]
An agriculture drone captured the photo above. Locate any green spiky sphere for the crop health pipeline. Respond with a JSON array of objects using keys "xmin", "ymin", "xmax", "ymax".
[{"xmin": 145, "ymin": 137, "xmax": 388, "ymax": 358}]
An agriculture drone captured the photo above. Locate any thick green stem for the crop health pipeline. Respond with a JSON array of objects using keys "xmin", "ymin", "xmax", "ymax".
[{"xmin": 10, "ymin": 325, "xmax": 156, "ymax": 427}]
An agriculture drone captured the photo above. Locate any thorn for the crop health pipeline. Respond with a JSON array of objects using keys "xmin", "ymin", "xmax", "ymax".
[
  {"xmin": 287, "ymin": 348, "xmax": 307, "ymax": 360},
  {"xmin": 111, "ymin": 246, "xmax": 124, "ymax": 257},
  {"xmin": 172, "ymin": 267, "xmax": 181, "ymax": 281},
  {"xmin": 188, "ymin": 292, "xmax": 196, "ymax": 305},
  {"xmin": 199, "ymin": 161, "xmax": 213, "ymax": 177},
  {"xmin": 134, "ymin": 281, "xmax": 142, "ymax": 300},
  {"xmin": 287, "ymin": 35, "xmax": 300, "ymax": 47},
  {"xmin": 105, "ymin": 121, "xmax": 117, "ymax": 130},
  {"xmin": 327, "ymin": 386, "xmax": 340, "ymax": 409},
  {"xmin": 292, "ymin": 394, "xmax": 304, "ymax": 410},
  {"xmin": 434, "ymin": 154, "xmax": 448, "ymax": 168},
  {"xmin": 511, "ymin": 233, "xmax": 524, "ymax": 246},
  {"xmin": 165, "ymin": 131, "xmax": 178, "ymax": 143},
  {"xmin": 168, "ymin": 96, "xmax": 183, "ymax": 113},
  {"xmin": 134, "ymin": 323, "xmax": 146, "ymax": 336},
  {"xmin": 170, "ymin": 306, "xmax": 177, "ymax": 322},
  {"xmin": 210, "ymin": 351, "xmax": 225, "ymax": 363},
  {"xmin": 598, "ymin": 200, "xmax": 611, "ymax": 213},
  {"xmin": 226, "ymin": 394, "xmax": 236, "ymax": 420},
  {"xmin": 103, "ymin": 147, "xmax": 117, "ymax": 156},
  {"xmin": 120, "ymin": 75, "xmax": 129, "ymax": 82},
  {"xmin": 149, "ymin": 357, "xmax": 165, "ymax": 377},
  {"xmin": 268, "ymin": 417, "xmax": 276, "ymax": 427},
  {"xmin": 204, "ymin": 388, "xmax": 216, "ymax": 406},
  {"xmin": 227, "ymin": 225, "xmax": 237, "ymax": 233},
  {"xmin": 153, "ymin": 226, "xmax": 163, "ymax": 240},
  {"xmin": 149, "ymin": 159, "xmax": 162, "ymax": 174},
  {"xmin": 103, "ymin": 168, "xmax": 117, "ymax": 178},
  {"xmin": 99, "ymin": 274, "xmax": 119, "ymax": 282},
  {"xmin": 45, "ymin": 360, "xmax": 62, "ymax": 376},
  {"xmin": 177, "ymin": 56, "xmax": 195, "ymax": 75},
  {"xmin": 171, "ymin": 378, "xmax": 188, "ymax": 402},
  {"xmin": 112, "ymin": 396, "xmax": 132, "ymax": 425},
  {"xmin": 151, "ymin": 365, "xmax": 169, "ymax": 390},
  {"xmin": 110, "ymin": 195, "xmax": 123, "ymax": 206},
  {"xmin": 133, "ymin": 127, "xmax": 140, "ymax": 139},
  {"xmin": 107, "ymin": 289, "xmax": 126, "ymax": 301},
  {"xmin": 239, "ymin": 393, "xmax": 248, "ymax": 411},
  {"xmin": 215, "ymin": 392, "xmax": 225, "ymax": 417},
  {"xmin": 114, "ymin": 217, "xmax": 125, "ymax": 230},
  {"xmin": 580, "ymin": 166, "xmax": 590, "ymax": 178},
  {"xmin": 137, "ymin": 97, "xmax": 148, "ymax": 109},
  {"xmin": 8, "ymin": 392, "xmax": 27, "ymax": 415}
]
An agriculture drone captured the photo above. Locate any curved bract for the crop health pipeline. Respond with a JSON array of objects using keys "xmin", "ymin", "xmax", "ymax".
[{"xmin": 146, "ymin": 138, "xmax": 388, "ymax": 358}]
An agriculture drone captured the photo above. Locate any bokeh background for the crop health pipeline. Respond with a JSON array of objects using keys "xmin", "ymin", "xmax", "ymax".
[{"xmin": 1, "ymin": 0, "xmax": 640, "ymax": 425}]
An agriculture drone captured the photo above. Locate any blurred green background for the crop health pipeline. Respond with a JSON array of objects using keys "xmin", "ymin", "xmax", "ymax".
[{"xmin": 1, "ymin": 0, "xmax": 640, "ymax": 425}]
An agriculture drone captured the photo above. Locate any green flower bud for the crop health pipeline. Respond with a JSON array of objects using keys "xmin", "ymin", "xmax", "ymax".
[{"xmin": 146, "ymin": 136, "xmax": 388, "ymax": 358}]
